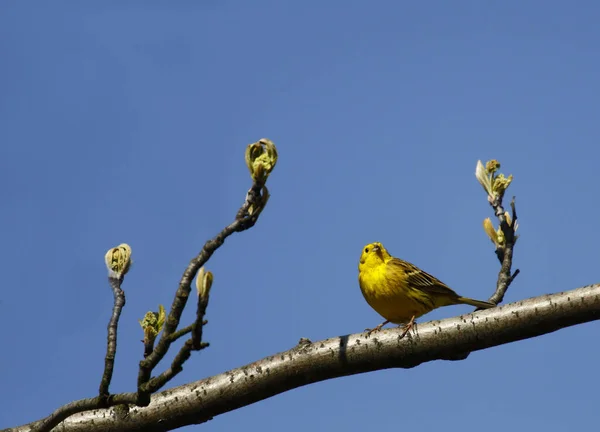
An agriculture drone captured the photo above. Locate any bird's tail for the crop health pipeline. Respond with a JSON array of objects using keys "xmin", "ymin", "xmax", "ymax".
[{"xmin": 457, "ymin": 297, "xmax": 495, "ymax": 309}]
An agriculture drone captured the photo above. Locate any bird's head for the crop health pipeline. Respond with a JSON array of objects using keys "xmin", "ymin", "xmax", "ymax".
[{"xmin": 359, "ymin": 242, "xmax": 389, "ymax": 268}]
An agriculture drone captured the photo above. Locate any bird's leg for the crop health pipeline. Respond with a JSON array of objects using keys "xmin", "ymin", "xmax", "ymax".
[
  {"xmin": 398, "ymin": 315, "xmax": 416, "ymax": 339},
  {"xmin": 365, "ymin": 320, "xmax": 389, "ymax": 335}
]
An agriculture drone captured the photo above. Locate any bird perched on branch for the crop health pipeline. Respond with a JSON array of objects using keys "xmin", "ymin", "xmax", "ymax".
[{"xmin": 358, "ymin": 242, "xmax": 495, "ymax": 337}]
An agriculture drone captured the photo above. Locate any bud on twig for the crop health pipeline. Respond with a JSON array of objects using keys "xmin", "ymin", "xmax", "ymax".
[
  {"xmin": 245, "ymin": 139, "xmax": 278, "ymax": 186},
  {"xmin": 105, "ymin": 244, "xmax": 132, "ymax": 279},
  {"xmin": 475, "ymin": 159, "xmax": 513, "ymax": 202},
  {"xmin": 139, "ymin": 305, "xmax": 166, "ymax": 345},
  {"xmin": 196, "ymin": 267, "xmax": 213, "ymax": 298}
]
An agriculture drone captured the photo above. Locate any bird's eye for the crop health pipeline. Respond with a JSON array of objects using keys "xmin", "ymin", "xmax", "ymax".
[{"xmin": 365, "ymin": 247, "xmax": 369, "ymax": 253}]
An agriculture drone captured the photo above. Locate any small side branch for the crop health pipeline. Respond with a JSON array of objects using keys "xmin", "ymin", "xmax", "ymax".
[
  {"xmin": 488, "ymin": 196, "xmax": 519, "ymax": 305},
  {"xmin": 136, "ymin": 180, "xmax": 270, "ymax": 403},
  {"xmin": 98, "ymin": 276, "xmax": 126, "ymax": 400},
  {"xmin": 476, "ymin": 160, "xmax": 519, "ymax": 306},
  {"xmin": 143, "ymin": 276, "xmax": 213, "ymax": 395},
  {"xmin": 168, "ymin": 324, "xmax": 194, "ymax": 342},
  {"xmin": 192, "ymin": 271, "xmax": 212, "ymax": 350},
  {"xmin": 31, "ymin": 393, "xmax": 137, "ymax": 432}
]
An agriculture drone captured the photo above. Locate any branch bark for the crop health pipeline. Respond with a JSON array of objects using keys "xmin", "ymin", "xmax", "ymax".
[
  {"xmin": 98, "ymin": 276, "xmax": 126, "ymax": 400},
  {"xmin": 488, "ymin": 196, "xmax": 519, "ymax": 305},
  {"xmin": 136, "ymin": 180, "xmax": 268, "ymax": 403},
  {"xmin": 11, "ymin": 283, "xmax": 600, "ymax": 432}
]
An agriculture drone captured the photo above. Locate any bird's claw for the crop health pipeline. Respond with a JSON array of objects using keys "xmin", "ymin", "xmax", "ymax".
[
  {"xmin": 365, "ymin": 322, "xmax": 386, "ymax": 336},
  {"xmin": 398, "ymin": 316, "xmax": 416, "ymax": 339}
]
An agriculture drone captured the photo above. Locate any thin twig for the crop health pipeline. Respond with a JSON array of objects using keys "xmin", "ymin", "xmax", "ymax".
[
  {"xmin": 487, "ymin": 196, "xmax": 519, "ymax": 305},
  {"xmin": 31, "ymin": 393, "xmax": 137, "ymax": 432},
  {"xmin": 508, "ymin": 269, "xmax": 520, "ymax": 286},
  {"xmin": 142, "ymin": 330, "xmax": 156, "ymax": 359},
  {"xmin": 192, "ymin": 284, "xmax": 211, "ymax": 350},
  {"xmin": 145, "ymin": 339, "xmax": 210, "ymax": 394},
  {"xmin": 168, "ymin": 324, "xmax": 194, "ymax": 342},
  {"xmin": 98, "ymin": 276, "xmax": 126, "ymax": 400},
  {"xmin": 510, "ymin": 198, "xmax": 518, "ymax": 229},
  {"xmin": 136, "ymin": 181, "xmax": 268, "ymax": 404}
]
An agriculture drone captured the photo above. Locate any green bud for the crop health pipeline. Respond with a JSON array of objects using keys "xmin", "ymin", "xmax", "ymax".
[
  {"xmin": 245, "ymin": 139, "xmax": 278, "ymax": 185},
  {"xmin": 105, "ymin": 243, "xmax": 132, "ymax": 279}
]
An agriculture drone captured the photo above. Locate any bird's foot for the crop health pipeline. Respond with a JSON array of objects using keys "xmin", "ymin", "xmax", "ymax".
[
  {"xmin": 365, "ymin": 320, "xmax": 389, "ymax": 336},
  {"xmin": 398, "ymin": 316, "xmax": 416, "ymax": 339}
]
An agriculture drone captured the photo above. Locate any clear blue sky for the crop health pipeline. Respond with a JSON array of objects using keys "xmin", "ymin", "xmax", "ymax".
[{"xmin": 2, "ymin": 2, "xmax": 599, "ymax": 431}]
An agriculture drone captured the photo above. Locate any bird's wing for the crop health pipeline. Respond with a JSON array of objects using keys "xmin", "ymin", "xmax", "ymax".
[{"xmin": 388, "ymin": 258, "xmax": 459, "ymax": 298}]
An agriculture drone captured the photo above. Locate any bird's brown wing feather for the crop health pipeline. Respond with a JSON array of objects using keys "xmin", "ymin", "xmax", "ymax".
[{"xmin": 388, "ymin": 258, "xmax": 460, "ymax": 298}]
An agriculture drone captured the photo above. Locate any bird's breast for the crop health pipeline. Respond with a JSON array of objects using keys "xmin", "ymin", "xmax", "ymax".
[{"xmin": 359, "ymin": 265, "xmax": 431, "ymax": 324}]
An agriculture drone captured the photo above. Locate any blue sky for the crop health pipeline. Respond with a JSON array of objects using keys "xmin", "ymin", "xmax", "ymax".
[{"xmin": 1, "ymin": 1, "xmax": 599, "ymax": 431}]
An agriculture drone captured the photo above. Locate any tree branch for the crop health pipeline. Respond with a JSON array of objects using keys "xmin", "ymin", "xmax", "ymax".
[
  {"xmin": 136, "ymin": 181, "xmax": 267, "ymax": 403},
  {"xmin": 135, "ymin": 138, "xmax": 276, "ymax": 401},
  {"xmin": 14, "ymin": 284, "xmax": 600, "ymax": 432},
  {"xmin": 488, "ymin": 196, "xmax": 519, "ymax": 305},
  {"xmin": 167, "ymin": 324, "xmax": 194, "ymax": 343},
  {"xmin": 26, "ymin": 393, "xmax": 137, "ymax": 432},
  {"xmin": 24, "ymin": 140, "xmax": 278, "ymax": 432},
  {"xmin": 98, "ymin": 276, "xmax": 126, "ymax": 400},
  {"xmin": 191, "ymin": 272, "xmax": 211, "ymax": 350}
]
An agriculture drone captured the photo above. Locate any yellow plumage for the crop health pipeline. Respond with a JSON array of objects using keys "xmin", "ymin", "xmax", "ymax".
[{"xmin": 358, "ymin": 242, "xmax": 495, "ymax": 334}]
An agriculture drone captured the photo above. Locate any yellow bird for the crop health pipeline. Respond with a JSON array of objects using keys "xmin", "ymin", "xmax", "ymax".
[{"xmin": 358, "ymin": 242, "xmax": 495, "ymax": 336}]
